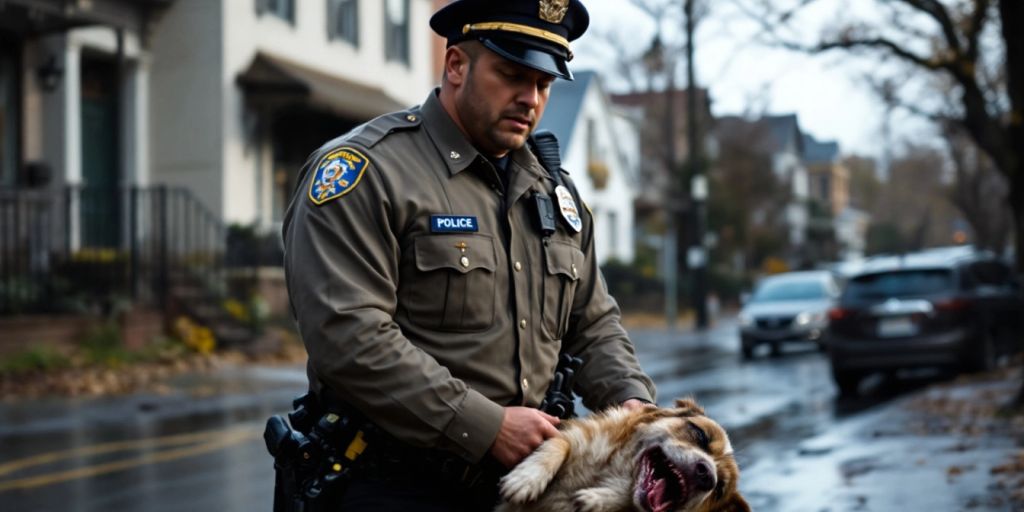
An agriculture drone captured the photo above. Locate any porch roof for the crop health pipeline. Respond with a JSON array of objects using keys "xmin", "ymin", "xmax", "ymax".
[
  {"xmin": 236, "ymin": 53, "xmax": 406, "ymax": 121},
  {"xmin": 0, "ymin": 0, "xmax": 172, "ymax": 37}
]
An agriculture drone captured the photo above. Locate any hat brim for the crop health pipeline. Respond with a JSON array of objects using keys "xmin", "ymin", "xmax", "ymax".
[{"xmin": 481, "ymin": 38, "xmax": 573, "ymax": 81}]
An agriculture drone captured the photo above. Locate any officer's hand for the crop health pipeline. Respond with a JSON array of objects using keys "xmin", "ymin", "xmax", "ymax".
[{"xmin": 490, "ymin": 407, "xmax": 560, "ymax": 468}]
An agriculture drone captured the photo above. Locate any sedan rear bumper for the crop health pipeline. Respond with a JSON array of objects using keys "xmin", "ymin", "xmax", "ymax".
[{"xmin": 828, "ymin": 327, "xmax": 971, "ymax": 371}]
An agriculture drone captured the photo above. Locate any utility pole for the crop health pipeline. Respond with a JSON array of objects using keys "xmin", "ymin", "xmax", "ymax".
[{"xmin": 685, "ymin": 0, "xmax": 709, "ymax": 330}]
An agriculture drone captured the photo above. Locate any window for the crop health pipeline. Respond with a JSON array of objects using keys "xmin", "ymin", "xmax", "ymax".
[
  {"xmin": 328, "ymin": 0, "xmax": 359, "ymax": 46},
  {"xmin": 385, "ymin": 0, "xmax": 410, "ymax": 65},
  {"xmin": 844, "ymin": 269, "xmax": 955, "ymax": 301},
  {"xmin": 256, "ymin": 0, "xmax": 294, "ymax": 24},
  {"xmin": 0, "ymin": 42, "xmax": 18, "ymax": 187}
]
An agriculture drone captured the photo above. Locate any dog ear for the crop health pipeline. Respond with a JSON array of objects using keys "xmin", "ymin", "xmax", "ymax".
[{"xmin": 674, "ymin": 398, "xmax": 705, "ymax": 415}]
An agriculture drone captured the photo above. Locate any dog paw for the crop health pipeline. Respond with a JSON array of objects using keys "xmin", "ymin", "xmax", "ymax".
[
  {"xmin": 572, "ymin": 487, "xmax": 621, "ymax": 512},
  {"xmin": 499, "ymin": 466, "xmax": 550, "ymax": 504}
]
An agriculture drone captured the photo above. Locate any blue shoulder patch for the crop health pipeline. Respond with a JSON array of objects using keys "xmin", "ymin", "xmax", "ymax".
[{"xmin": 308, "ymin": 147, "xmax": 370, "ymax": 206}]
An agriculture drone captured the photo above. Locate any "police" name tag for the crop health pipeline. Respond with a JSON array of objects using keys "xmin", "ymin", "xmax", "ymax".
[{"xmin": 431, "ymin": 215, "xmax": 479, "ymax": 233}]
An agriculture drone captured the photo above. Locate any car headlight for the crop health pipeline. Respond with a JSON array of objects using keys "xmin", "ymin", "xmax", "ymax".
[
  {"xmin": 738, "ymin": 313, "xmax": 754, "ymax": 328},
  {"xmin": 795, "ymin": 311, "xmax": 825, "ymax": 327}
]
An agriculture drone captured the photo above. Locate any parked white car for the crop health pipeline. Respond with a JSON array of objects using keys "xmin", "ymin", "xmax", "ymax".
[{"xmin": 738, "ymin": 271, "xmax": 841, "ymax": 359}]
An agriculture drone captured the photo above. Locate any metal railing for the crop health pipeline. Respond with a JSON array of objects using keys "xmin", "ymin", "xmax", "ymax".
[{"xmin": 0, "ymin": 185, "xmax": 227, "ymax": 315}]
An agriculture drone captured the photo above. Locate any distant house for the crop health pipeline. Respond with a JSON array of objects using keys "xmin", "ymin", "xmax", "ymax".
[
  {"xmin": 802, "ymin": 134, "xmax": 848, "ymax": 215},
  {"xmin": 716, "ymin": 114, "xmax": 811, "ymax": 267},
  {"xmin": 538, "ymin": 71, "xmax": 639, "ymax": 264},
  {"xmin": 610, "ymin": 88, "xmax": 715, "ymax": 225},
  {"xmin": 802, "ymin": 134, "xmax": 869, "ymax": 261}
]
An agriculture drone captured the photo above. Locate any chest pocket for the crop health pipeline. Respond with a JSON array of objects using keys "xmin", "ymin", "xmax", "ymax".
[
  {"xmin": 541, "ymin": 239, "xmax": 584, "ymax": 340},
  {"xmin": 404, "ymin": 234, "xmax": 497, "ymax": 332}
]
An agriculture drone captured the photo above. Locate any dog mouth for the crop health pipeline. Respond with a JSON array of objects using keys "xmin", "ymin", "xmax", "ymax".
[{"xmin": 635, "ymin": 446, "xmax": 688, "ymax": 512}]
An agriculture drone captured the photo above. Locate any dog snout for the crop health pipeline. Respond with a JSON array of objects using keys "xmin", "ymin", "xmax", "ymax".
[{"xmin": 691, "ymin": 459, "xmax": 715, "ymax": 492}]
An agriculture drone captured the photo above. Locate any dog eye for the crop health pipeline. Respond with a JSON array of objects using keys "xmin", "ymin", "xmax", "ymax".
[{"xmin": 688, "ymin": 422, "xmax": 710, "ymax": 449}]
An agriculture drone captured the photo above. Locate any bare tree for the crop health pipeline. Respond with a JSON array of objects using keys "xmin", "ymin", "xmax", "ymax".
[
  {"xmin": 944, "ymin": 124, "xmax": 1013, "ymax": 252},
  {"xmin": 737, "ymin": 0, "xmax": 1024, "ymax": 408},
  {"xmin": 740, "ymin": 0, "xmax": 1021, "ymax": 258}
]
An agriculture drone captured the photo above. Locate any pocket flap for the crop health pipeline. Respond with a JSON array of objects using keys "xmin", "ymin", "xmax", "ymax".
[
  {"xmin": 545, "ymin": 240, "xmax": 584, "ymax": 281},
  {"xmin": 415, "ymin": 234, "xmax": 496, "ymax": 274}
]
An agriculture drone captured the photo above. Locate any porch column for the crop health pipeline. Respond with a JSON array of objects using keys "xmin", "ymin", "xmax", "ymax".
[{"xmin": 62, "ymin": 42, "xmax": 82, "ymax": 251}]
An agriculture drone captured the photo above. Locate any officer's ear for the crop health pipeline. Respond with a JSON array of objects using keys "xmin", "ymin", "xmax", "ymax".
[{"xmin": 443, "ymin": 44, "xmax": 473, "ymax": 87}]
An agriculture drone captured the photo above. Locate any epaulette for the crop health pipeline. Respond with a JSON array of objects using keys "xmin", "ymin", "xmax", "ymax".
[{"xmin": 348, "ymin": 109, "xmax": 423, "ymax": 148}]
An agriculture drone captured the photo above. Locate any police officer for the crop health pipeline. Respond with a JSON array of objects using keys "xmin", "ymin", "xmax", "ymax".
[{"xmin": 282, "ymin": 0, "xmax": 656, "ymax": 509}]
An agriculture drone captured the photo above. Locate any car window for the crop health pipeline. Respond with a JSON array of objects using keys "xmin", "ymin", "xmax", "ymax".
[
  {"xmin": 844, "ymin": 269, "xmax": 954, "ymax": 300},
  {"xmin": 751, "ymin": 279, "xmax": 828, "ymax": 302}
]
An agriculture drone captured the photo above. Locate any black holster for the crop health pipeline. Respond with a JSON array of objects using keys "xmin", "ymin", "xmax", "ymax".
[{"xmin": 265, "ymin": 393, "xmax": 369, "ymax": 512}]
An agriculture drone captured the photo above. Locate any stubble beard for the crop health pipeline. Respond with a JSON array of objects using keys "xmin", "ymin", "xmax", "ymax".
[{"xmin": 459, "ymin": 73, "xmax": 533, "ymax": 156}]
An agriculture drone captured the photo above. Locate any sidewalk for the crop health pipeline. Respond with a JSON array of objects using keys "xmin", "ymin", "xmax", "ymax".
[{"xmin": 741, "ymin": 364, "xmax": 1024, "ymax": 511}]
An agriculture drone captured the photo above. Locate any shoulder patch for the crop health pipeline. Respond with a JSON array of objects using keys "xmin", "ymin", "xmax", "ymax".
[{"xmin": 307, "ymin": 147, "xmax": 370, "ymax": 206}]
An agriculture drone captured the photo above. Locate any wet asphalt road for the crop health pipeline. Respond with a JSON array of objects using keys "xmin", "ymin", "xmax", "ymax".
[{"xmin": 0, "ymin": 317, "xmax": 1007, "ymax": 511}]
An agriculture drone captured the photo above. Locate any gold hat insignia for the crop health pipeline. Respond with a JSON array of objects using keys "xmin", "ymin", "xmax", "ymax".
[{"xmin": 539, "ymin": 0, "xmax": 569, "ymax": 24}]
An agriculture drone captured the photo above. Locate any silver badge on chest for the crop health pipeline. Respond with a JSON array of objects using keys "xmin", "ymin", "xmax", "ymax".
[{"xmin": 555, "ymin": 185, "xmax": 583, "ymax": 233}]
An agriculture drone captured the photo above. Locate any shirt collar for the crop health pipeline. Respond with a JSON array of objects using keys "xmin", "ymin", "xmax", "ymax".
[{"xmin": 420, "ymin": 89, "xmax": 481, "ymax": 176}]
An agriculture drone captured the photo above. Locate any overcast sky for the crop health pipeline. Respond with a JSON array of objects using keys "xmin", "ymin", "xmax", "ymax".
[{"xmin": 573, "ymin": 0, "xmax": 933, "ymax": 160}]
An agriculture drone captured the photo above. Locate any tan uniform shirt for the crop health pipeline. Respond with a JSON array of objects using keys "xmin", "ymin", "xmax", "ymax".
[{"xmin": 282, "ymin": 90, "xmax": 655, "ymax": 464}]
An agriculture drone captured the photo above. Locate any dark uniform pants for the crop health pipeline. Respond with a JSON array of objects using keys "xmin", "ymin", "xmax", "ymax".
[{"xmin": 338, "ymin": 476, "xmax": 500, "ymax": 511}]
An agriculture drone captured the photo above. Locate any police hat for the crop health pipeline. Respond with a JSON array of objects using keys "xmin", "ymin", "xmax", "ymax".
[{"xmin": 430, "ymin": 0, "xmax": 590, "ymax": 81}]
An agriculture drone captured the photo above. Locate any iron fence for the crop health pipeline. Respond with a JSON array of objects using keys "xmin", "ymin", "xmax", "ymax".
[{"xmin": 0, "ymin": 185, "xmax": 227, "ymax": 315}]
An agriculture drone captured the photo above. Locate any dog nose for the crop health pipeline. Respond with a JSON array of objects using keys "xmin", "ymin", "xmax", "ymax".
[{"xmin": 692, "ymin": 460, "xmax": 715, "ymax": 492}]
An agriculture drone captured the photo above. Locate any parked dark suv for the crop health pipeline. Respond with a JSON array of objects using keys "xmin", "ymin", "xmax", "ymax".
[{"xmin": 827, "ymin": 248, "xmax": 1023, "ymax": 396}]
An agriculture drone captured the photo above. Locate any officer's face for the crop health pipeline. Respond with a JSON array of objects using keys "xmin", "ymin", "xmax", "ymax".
[{"xmin": 455, "ymin": 47, "xmax": 555, "ymax": 157}]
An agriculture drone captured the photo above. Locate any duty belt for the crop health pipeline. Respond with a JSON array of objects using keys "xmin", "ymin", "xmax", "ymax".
[
  {"xmin": 355, "ymin": 442, "xmax": 505, "ymax": 490},
  {"xmin": 311, "ymin": 390, "xmax": 506, "ymax": 490}
]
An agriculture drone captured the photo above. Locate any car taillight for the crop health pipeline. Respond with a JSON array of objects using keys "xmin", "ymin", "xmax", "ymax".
[
  {"xmin": 934, "ymin": 298, "xmax": 972, "ymax": 312},
  {"xmin": 828, "ymin": 308, "xmax": 851, "ymax": 321}
]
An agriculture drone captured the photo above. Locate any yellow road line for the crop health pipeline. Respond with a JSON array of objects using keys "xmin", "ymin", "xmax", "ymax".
[
  {"xmin": 0, "ymin": 428, "xmax": 260, "ymax": 493},
  {"xmin": 0, "ymin": 427, "xmax": 256, "ymax": 477}
]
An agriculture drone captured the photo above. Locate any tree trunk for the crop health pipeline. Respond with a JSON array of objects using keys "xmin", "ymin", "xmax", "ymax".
[{"xmin": 1011, "ymin": 168, "xmax": 1024, "ymax": 409}]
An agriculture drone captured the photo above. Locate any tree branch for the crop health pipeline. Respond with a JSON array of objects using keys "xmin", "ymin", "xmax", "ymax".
[
  {"xmin": 965, "ymin": 0, "xmax": 991, "ymax": 63},
  {"xmin": 788, "ymin": 36, "xmax": 951, "ymax": 72},
  {"xmin": 888, "ymin": 0, "xmax": 963, "ymax": 53}
]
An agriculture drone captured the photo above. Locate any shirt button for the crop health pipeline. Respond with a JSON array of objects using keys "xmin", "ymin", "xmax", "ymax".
[
  {"xmin": 571, "ymin": 264, "xmax": 578, "ymax": 279},
  {"xmin": 460, "ymin": 256, "xmax": 470, "ymax": 268},
  {"xmin": 514, "ymin": 261, "xmax": 522, "ymax": 272},
  {"xmin": 522, "ymin": 378, "xmax": 529, "ymax": 391},
  {"xmin": 519, "ymin": 319, "xmax": 527, "ymax": 330},
  {"xmin": 461, "ymin": 432, "xmax": 469, "ymax": 439},
  {"xmin": 450, "ymin": 151, "xmax": 461, "ymax": 160},
  {"xmin": 406, "ymin": 114, "xmax": 417, "ymax": 122}
]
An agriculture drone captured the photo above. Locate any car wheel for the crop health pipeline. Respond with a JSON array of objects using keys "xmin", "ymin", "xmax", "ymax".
[
  {"xmin": 833, "ymin": 370, "xmax": 861, "ymax": 397},
  {"xmin": 741, "ymin": 343, "xmax": 754, "ymax": 360}
]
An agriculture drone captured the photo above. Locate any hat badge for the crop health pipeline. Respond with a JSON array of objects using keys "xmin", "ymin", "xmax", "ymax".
[{"xmin": 539, "ymin": 0, "xmax": 569, "ymax": 24}]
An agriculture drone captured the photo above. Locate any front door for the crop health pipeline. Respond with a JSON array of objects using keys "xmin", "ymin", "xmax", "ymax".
[{"xmin": 80, "ymin": 55, "xmax": 120, "ymax": 248}]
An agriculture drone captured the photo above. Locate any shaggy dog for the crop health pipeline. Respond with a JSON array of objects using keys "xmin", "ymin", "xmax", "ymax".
[{"xmin": 496, "ymin": 399, "xmax": 749, "ymax": 512}]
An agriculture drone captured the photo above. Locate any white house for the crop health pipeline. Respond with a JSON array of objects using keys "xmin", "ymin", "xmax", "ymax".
[
  {"xmin": 537, "ymin": 71, "xmax": 639, "ymax": 264},
  {"xmin": 1, "ymin": 0, "xmax": 435, "ymax": 239},
  {"xmin": 150, "ymin": 0, "xmax": 436, "ymax": 228}
]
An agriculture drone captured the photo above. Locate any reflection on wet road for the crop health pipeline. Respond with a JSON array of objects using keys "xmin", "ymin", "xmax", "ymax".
[{"xmin": 0, "ymin": 317, "xmax": 976, "ymax": 511}]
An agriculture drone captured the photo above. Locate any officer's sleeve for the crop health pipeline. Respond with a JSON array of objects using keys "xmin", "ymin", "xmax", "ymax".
[
  {"xmin": 282, "ymin": 146, "xmax": 504, "ymax": 463},
  {"xmin": 560, "ymin": 194, "xmax": 657, "ymax": 410}
]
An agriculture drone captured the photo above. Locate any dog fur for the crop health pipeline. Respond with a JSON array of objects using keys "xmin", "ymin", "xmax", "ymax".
[{"xmin": 495, "ymin": 399, "xmax": 749, "ymax": 512}]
